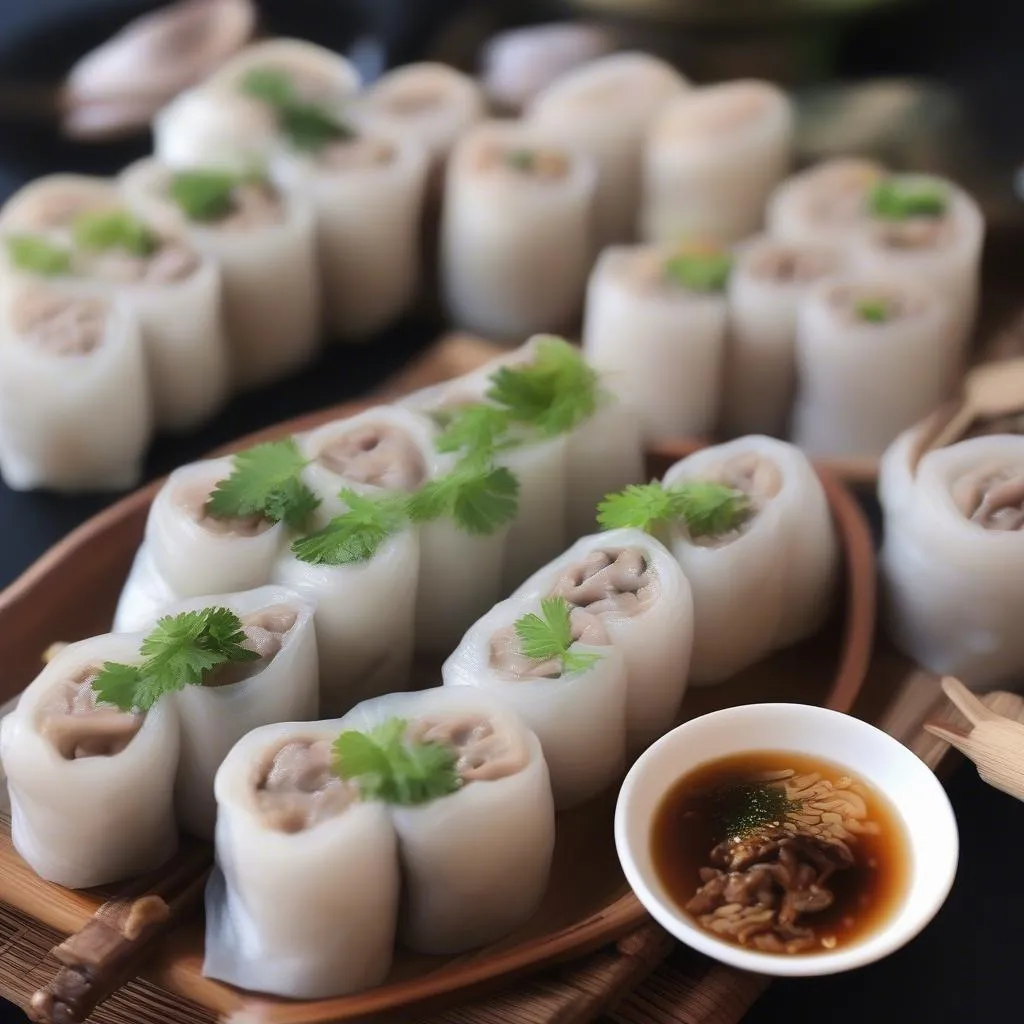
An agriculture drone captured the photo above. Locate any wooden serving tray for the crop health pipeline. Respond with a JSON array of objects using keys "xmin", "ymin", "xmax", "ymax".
[{"xmin": 0, "ymin": 390, "xmax": 876, "ymax": 1023}]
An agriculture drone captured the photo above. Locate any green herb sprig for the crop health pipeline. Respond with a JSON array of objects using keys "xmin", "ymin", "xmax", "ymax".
[
  {"xmin": 332, "ymin": 717, "xmax": 461, "ymax": 805},
  {"xmin": 856, "ymin": 299, "xmax": 890, "ymax": 324},
  {"xmin": 664, "ymin": 249, "xmax": 733, "ymax": 293},
  {"xmin": 73, "ymin": 209, "xmax": 158, "ymax": 257},
  {"xmin": 5, "ymin": 235, "xmax": 72, "ymax": 276},
  {"xmin": 597, "ymin": 480, "xmax": 751, "ymax": 539},
  {"xmin": 92, "ymin": 607, "xmax": 259, "ymax": 712},
  {"xmin": 867, "ymin": 177, "xmax": 948, "ymax": 221},
  {"xmin": 291, "ymin": 489, "xmax": 409, "ymax": 566},
  {"xmin": 514, "ymin": 596, "xmax": 602, "ymax": 676},
  {"xmin": 168, "ymin": 169, "xmax": 266, "ymax": 223}
]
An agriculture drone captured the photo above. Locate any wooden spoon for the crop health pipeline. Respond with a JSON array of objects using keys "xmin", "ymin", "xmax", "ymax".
[{"xmin": 924, "ymin": 676, "xmax": 1024, "ymax": 802}]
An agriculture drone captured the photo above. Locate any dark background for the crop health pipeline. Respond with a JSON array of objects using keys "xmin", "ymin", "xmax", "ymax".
[{"xmin": 0, "ymin": 1, "xmax": 1021, "ymax": 1021}]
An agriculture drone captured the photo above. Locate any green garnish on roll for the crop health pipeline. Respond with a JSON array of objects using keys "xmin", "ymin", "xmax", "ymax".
[
  {"xmin": 664, "ymin": 247, "xmax": 733, "ymax": 293},
  {"xmin": 867, "ymin": 177, "xmax": 948, "ymax": 221},
  {"xmin": 168, "ymin": 168, "xmax": 269, "ymax": 223},
  {"xmin": 597, "ymin": 480, "xmax": 751, "ymax": 538},
  {"xmin": 5, "ymin": 235, "xmax": 72, "ymax": 276},
  {"xmin": 514, "ymin": 596, "xmax": 602, "ymax": 676},
  {"xmin": 856, "ymin": 299, "xmax": 890, "ymax": 324},
  {"xmin": 73, "ymin": 209, "xmax": 158, "ymax": 257}
]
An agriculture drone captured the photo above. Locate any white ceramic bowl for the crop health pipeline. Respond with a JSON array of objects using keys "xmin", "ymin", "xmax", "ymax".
[{"xmin": 614, "ymin": 702, "xmax": 959, "ymax": 976}]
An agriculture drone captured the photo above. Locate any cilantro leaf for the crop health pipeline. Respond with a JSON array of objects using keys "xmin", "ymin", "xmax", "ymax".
[
  {"xmin": 291, "ymin": 489, "xmax": 409, "ymax": 565},
  {"xmin": 485, "ymin": 336, "xmax": 600, "ymax": 438},
  {"xmin": 664, "ymin": 249, "xmax": 732, "ymax": 293},
  {"xmin": 206, "ymin": 438, "xmax": 320, "ymax": 530},
  {"xmin": 505, "ymin": 149, "xmax": 536, "ymax": 172},
  {"xmin": 332, "ymin": 716, "xmax": 461, "ymax": 805},
  {"xmin": 597, "ymin": 480, "xmax": 751, "ymax": 538},
  {"xmin": 407, "ymin": 460, "xmax": 518, "ymax": 536},
  {"xmin": 168, "ymin": 169, "xmax": 250, "ymax": 222},
  {"xmin": 91, "ymin": 607, "xmax": 260, "ymax": 712},
  {"xmin": 73, "ymin": 209, "xmax": 158, "ymax": 257},
  {"xmin": 434, "ymin": 404, "xmax": 513, "ymax": 459},
  {"xmin": 514, "ymin": 596, "xmax": 601, "ymax": 676},
  {"xmin": 5, "ymin": 235, "xmax": 72, "ymax": 276},
  {"xmin": 856, "ymin": 299, "xmax": 890, "ymax": 324},
  {"xmin": 240, "ymin": 68, "xmax": 294, "ymax": 106},
  {"xmin": 867, "ymin": 177, "xmax": 948, "ymax": 220}
]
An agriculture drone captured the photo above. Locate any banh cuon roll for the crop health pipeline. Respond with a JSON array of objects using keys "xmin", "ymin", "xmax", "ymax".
[
  {"xmin": 597, "ymin": 435, "xmax": 838, "ymax": 685},
  {"xmin": 639, "ymin": 79, "xmax": 794, "ymax": 245},
  {"xmin": 0, "ymin": 279, "xmax": 151, "ymax": 492},
  {"xmin": 0, "ymin": 632, "xmax": 179, "ymax": 889},
  {"xmin": 440, "ymin": 120, "xmax": 597, "ymax": 341},
  {"xmin": 513, "ymin": 528, "xmax": 694, "ymax": 753},
  {"xmin": 582, "ymin": 242, "xmax": 731, "ymax": 440},
  {"xmin": 525, "ymin": 51, "xmax": 689, "ymax": 249},
  {"xmin": 443, "ymin": 593, "xmax": 628, "ymax": 810},
  {"xmin": 881, "ymin": 434, "xmax": 1024, "ymax": 689},
  {"xmin": 791, "ymin": 273, "xmax": 956, "ymax": 457},
  {"xmin": 119, "ymin": 158, "xmax": 322, "ymax": 391},
  {"xmin": 721, "ymin": 235, "xmax": 846, "ymax": 439}
]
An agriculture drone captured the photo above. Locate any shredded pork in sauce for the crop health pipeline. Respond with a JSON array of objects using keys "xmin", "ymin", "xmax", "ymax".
[
  {"xmin": 951, "ymin": 465, "xmax": 1024, "ymax": 531},
  {"xmin": 489, "ymin": 607, "xmax": 610, "ymax": 680},
  {"xmin": 315, "ymin": 423, "xmax": 427, "ymax": 491},
  {"xmin": 10, "ymin": 290, "xmax": 107, "ymax": 357},
  {"xmin": 686, "ymin": 770, "xmax": 880, "ymax": 953},
  {"xmin": 550, "ymin": 548, "xmax": 655, "ymax": 618},
  {"xmin": 40, "ymin": 665, "xmax": 144, "ymax": 760},
  {"xmin": 407, "ymin": 713, "xmax": 528, "ymax": 782}
]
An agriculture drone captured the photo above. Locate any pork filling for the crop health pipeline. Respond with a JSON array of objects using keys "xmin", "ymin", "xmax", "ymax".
[
  {"xmin": 951, "ymin": 466, "xmax": 1024, "ymax": 531},
  {"xmin": 867, "ymin": 216, "xmax": 956, "ymax": 253},
  {"xmin": 182, "ymin": 481, "xmax": 274, "ymax": 537},
  {"xmin": 254, "ymin": 738, "xmax": 357, "ymax": 833},
  {"xmin": 406, "ymin": 712, "xmax": 528, "ymax": 782},
  {"xmin": 11, "ymin": 290, "xmax": 107, "ymax": 357},
  {"xmin": 315, "ymin": 423, "xmax": 427, "ymax": 491},
  {"xmin": 489, "ymin": 607, "xmax": 610, "ymax": 680},
  {"xmin": 746, "ymin": 244, "xmax": 841, "ymax": 285},
  {"xmin": 796, "ymin": 160, "xmax": 884, "ymax": 228},
  {"xmin": 204, "ymin": 605, "xmax": 298, "ymax": 688},
  {"xmin": 373, "ymin": 80, "xmax": 447, "ymax": 116},
  {"xmin": 317, "ymin": 136, "xmax": 396, "ymax": 171},
  {"xmin": 81, "ymin": 240, "xmax": 200, "ymax": 285},
  {"xmin": 550, "ymin": 547, "xmax": 655, "ymax": 617},
  {"xmin": 40, "ymin": 665, "xmax": 144, "ymax": 760},
  {"xmin": 472, "ymin": 141, "xmax": 571, "ymax": 180},
  {"xmin": 688, "ymin": 453, "xmax": 781, "ymax": 547}
]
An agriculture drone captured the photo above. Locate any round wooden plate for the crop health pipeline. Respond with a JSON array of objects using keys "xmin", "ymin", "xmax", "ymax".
[{"xmin": 0, "ymin": 400, "xmax": 876, "ymax": 1024}]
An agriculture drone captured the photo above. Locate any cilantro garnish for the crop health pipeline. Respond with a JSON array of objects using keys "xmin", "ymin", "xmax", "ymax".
[
  {"xmin": 407, "ymin": 458, "xmax": 519, "ymax": 536},
  {"xmin": 597, "ymin": 480, "xmax": 750, "ymax": 538},
  {"xmin": 73, "ymin": 209, "xmax": 158, "ymax": 257},
  {"xmin": 867, "ymin": 177, "xmax": 948, "ymax": 221},
  {"xmin": 5, "ymin": 235, "xmax": 72, "ymax": 276},
  {"xmin": 664, "ymin": 250, "xmax": 733, "ymax": 293},
  {"xmin": 514, "ymin": 596, "xmax": 601, "ymax": 676}
]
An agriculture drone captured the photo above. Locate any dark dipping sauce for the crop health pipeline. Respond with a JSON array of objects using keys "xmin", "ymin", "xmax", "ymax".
[{"xmin": 651, "ymin": 751, "xmax": 911, "ymax": 955}]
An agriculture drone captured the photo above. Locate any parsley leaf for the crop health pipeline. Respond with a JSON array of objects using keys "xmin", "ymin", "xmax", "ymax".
[
  {"xmin": 168, "ymin": 169, "xmax": 251, "ymax": 222},
  {"xmin": 505, "ymin": 149, "xmax": 536, "ymax": 172},
  {"xmin": 867, "ymin": 177, "xmax": 948, "ymax": 220},
  {"xmin": 5, "ymin": 235, "xmax": 72, "ymax": 276},
  {"xmin": 240, "ymin": 66, "xmax": 354, "ymax": 153},
  {"xmin": 206, "ymin": 438, "xmax": 320, "ymax": 530},
  {"xmin": 407, "ymin": 459, "xmax": 518, "ymax": 536},
  {"xmin": 291, "ymin": 489, "xmax": 409, "ymax": 565},
  {"xmin": 486, "ymin": 336, "xmax": 600, "ymax": 438},
  {"xmin": 332, "ymin": 716, "xmax": 461, "ymax": 805},
  {"xmin": 91, "ymin": 607, "xmax": 259, "ymax": 712},
  {"xmin": 664, "ymin": 248, "xmax": 733, "ymax": 293},
  {"xmin": 597, "ymin": 480, "xmax": 751, "ymax": 538},
  {"xmin": 514, "ymin": 596, "xmax": 601, "ymax": 676},
  {"xmin": 73, "ymin": 209, "xmax": 158, "ymax": 257},
  {"xmin": 434, "ymin": 404, "xmax": 513, "ymax": 459},
  {"xmin": 856, "ymin": 299, "xmax": 890, "ymax": 324}
]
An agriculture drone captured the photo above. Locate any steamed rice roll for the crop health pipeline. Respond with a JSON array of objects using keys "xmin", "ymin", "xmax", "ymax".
[
  {"xmin": 582, "ymin": 242, "xmax": 729, "ymax": 440},
  {"xmin": 120, "ymin": 159, "xmax": 321, "ymax": 390},
  {"xmin": 337, "ymin": 686, "xmax": 556, "ymax": 952},
  {"xmin": 440, "ymin": 120, "xmax": 597, "ymax": 341},
  {"xmin": 662, "ymin": 436, "xmax": 839, "ymax": 682},
  {"xmin": 526, "ymin": 51, "xmax": 689, "ymax": 248},
  {"xmin": 0, "ymin": 633, "xmax": 178, "ymax": 888},
  {"xmin": 162, "ymin": 587, "xmax": 319, "ymax": 840},
  {"xmin": 722, "ymin": 236, "xmax": 845, "ymax": 438},
  {"xmin": 766, "ymin": 158, "xmax": 887, "ymax": 246},
  {"xmin": 0, "ymin": 281, "xmax": 151, "ymax": 492},
  {"xmin": 640, "ymin": 80, "xmax": 794, "ymax": 245},
  {"xmin": 881, "ymin": 435, "xmax": 1024, "ymax": 688},
  {"xmin": 443, "ymin": 593, "xmax": 627, "ymax": 809},
  {"xmin": 514, "ymin": 529, "xmax": 693, "ymax": 751},
  {"xmin": 203, "ymin": 720, "xmax": 399, "ymax": 999},
  {"xmin": 791, "ymin": 273, "xmax": 956, "ymax": 457}
]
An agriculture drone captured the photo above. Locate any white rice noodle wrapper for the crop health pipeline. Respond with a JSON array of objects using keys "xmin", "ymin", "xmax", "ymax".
[
  {"xmin": 154, "ymin": 41, "xmax": 361, "ymax": 171},
  {"xmin": 442, "ymin": 595, "xmax": 627, "ymax": 809},
  {"xmin": 526, "ymin": 52, "xmax": 689, "ymax": 249},
  {"xmin": 204, "ymin": 720, "xmax": 398, "ymax": 999},
  {"xmin": 0, "ymin": 281, "xmax": 151, "ymax": 492},
  {"xmin": 721, "ymin": 235, "xmax": 846, "ymax": 439},
  {"xmin": 350, "ymin": 63, "xmax": 485, "ymax": 176},
  {"xmin": 582, "ymin": 244, "xmax": 727, "ymax": 440},
  {"xmin": 161, "ymin": 585, "xmax": 320, "ymax": 840},
  {"xmin": 765, "ymin": 158, "xmax": 887, "ymax": 246},
  {"xmin": 273, "ymin": 135, "xmax": 428, "ymax": 342},
  {"xmin": 663, "ymin": 436, "xmax": 838, "ymax": 682},
  {"xmin": 337, "ymin": 686, "xmax": 556, "ymax": 953},
  {"xmin": 881, "ymin": 436, "xmax": 1024, "ymax": 688},
  {"xmin": 848, "ymin": 176, "xmax": 984, "ymax": 355},
  {"xmin": 114, "ymin": 456, "xmax": 286, "ymax": 628},
  {"xmin": 791, "ymin": 273, "xmax": 956, "ymax": 458},
  {"xmin": 119, "ymin": 158, "xmax": 321, "ymax": 391},
  {"xmin": 297, "ymin": 405, "xmax": 508, "ymax": 655},
  {"xmin": 0, "ymin": 174, "xmax": 121, "ymax": 233},
  {"xmin": 440, "ymin": 120, "xmax": 597, "ymax": 341},
  {"xmin": 878, "ymin": 421, "xmax": 928, "ymax": 523},
  {"xmin": 640, "ymin": 80, "xmax": 794, "ymax": 245},
  {"xmin": 513, "ymin": 528, "xmax": 693, "ymax": 751},
  {"xmin": 0, "ymin": 633, "xmax": 179, "ymax": 888}
]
